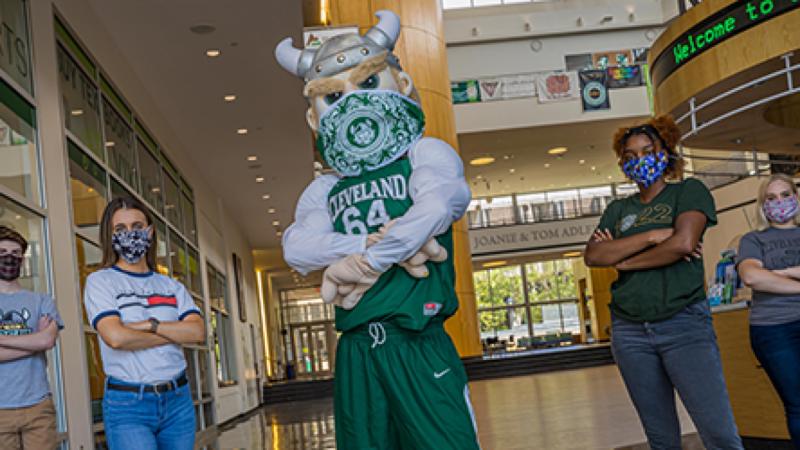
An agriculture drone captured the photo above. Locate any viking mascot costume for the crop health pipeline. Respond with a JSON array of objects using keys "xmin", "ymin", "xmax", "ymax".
[{"xmin": 276, "ymin": 11, "xmax": 481, "ymax": 449}]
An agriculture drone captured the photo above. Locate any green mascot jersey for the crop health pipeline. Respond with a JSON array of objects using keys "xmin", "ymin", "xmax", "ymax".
[{"xmin": 327, "ymin": 158, "xmax": 459, "ymax": 332}]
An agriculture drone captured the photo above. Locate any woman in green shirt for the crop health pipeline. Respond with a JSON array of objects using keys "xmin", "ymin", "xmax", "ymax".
[{"xmin": 585, "ymin": 116, "xmax": 742, "ymax": 449}]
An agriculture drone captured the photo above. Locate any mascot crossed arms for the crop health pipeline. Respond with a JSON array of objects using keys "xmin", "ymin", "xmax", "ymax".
[{"xmin": 276, "ymin": 10, "xmax": 481, "ymax": 450}]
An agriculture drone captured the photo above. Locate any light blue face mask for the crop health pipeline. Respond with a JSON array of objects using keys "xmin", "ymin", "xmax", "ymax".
[{"xmin": 315, "ymin": 89, "xmax": 425, "ymax": 177}]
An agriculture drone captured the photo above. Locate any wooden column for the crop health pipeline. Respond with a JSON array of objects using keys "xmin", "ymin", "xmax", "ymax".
[{"xmin": 328, "ymin": 0, "xmax": 482, "ymax": 357}]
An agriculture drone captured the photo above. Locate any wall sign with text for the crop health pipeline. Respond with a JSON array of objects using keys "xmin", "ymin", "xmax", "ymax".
[{"xmin": 651, "ymin": 0, "xmax": 800, "ymax": 86}]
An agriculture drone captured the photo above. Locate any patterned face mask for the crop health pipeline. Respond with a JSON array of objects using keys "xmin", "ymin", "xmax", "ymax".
[
  {"xmin": 316, "ymin": 89, "xmax": 425, "ymax": 177},
  {"xmin": 112, "ymin": 228, "xmax": 152, "ymax": 265},
  {"xmin": 622, "ymin": 151, "xmax": 670, "ymax": 188},
  {"xmin": 0, "ymin": 254, "xmax": 22, "ymax": 281},
  {"xmin": 763, "ymin": 196, "xmax": 799, "ymax": 224}
]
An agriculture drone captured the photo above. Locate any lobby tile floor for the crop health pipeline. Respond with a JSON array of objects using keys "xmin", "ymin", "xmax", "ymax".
[{"xmin": 214, "ymin": 365, "xmax": 697, "ymax": 449}]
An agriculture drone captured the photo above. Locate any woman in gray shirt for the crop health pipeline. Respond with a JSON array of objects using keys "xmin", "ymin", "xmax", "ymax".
[{"xmin": 738, "ymin": 173, "xmax": 800, "ymax": 447}]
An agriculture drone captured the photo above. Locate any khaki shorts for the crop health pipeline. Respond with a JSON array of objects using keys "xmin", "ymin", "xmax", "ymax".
[{"xmin": 0, "ymin": 397, "xmax": 57, "ymax": 450}]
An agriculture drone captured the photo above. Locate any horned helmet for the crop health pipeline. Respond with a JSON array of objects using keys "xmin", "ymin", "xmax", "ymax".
[{"xmin": 274, "ymin": 11, "xmax": 425, "ymax": 177}]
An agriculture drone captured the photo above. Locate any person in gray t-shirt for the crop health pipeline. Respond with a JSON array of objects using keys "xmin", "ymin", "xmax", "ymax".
[
  {"xmin": 0, "ymin": 226, "xmax": 62, "ymax": 450},
  {"xmin": 737, "ymin": 174, "xmax": 800, "ymax": 447}
]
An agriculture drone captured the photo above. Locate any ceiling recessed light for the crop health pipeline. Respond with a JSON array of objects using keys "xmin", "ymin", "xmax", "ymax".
[
  {"xmin": 276, "ymin": 231, "xmax": 282, "ymax": 237},
  {"xmin": 70, "ymin": 109, "xmax": 84, "ymax": 116},
  {"xmin": 256, "ymin": 176, "xmax": 265, "ymax": 183},
  {"xmin": 272, "ymin": 220, "xmax": 280, "ymax": 226},
  {"xmin": 482, "ymin": 260, "xmax": 507, "ymax": 268},
  {"xmin": 151, "ymin": 187, "xmax": 161, "ymax": 193},
  {"xmin": 268, "ymin": 208, "xmax": 276, "ymax": 214},
  {"xmin": 262, "ymin": 194, "xmax": 271, "ymax": 200},
  {"xmin": 509, "ymin": 168, "xmax": 516, "ymax": 174},
  {"xmin": 563, "ymin": 251, "xmax": 582, "ymax": 258},
  {"xmin": 470, "ymin": 156, "xmax": 495, "ymax": 166},
  {"xmin": 548, "ymin": 147, "xmax": 568, "ymax": 155},
  {"xmin": 544, "ymin": 163, "xmax": 551, "ymax": 168},
  {"xmin": 247, "ymin": 155, "xmax": 257, "ymax": 161},
  {"xmin": 579, "ymin": 159, "xmax": 586, "ymax": 165},
  {"xmin": 607, "ymin": 175, "xmax": 613, "ymax": 180},
  {"xmin": 224, "ymin": 95, "xmax": 237, "ymax": 102},
  {"xmin": 206, "ymin": 49, "xmax": 221, "ymax": 57},
  {"xmin": 105, "ymin": 141, "xmax": 115, "ymax": 147},
  {"xmin": 591, "ymin": 166, "xmax": 597, "ymax": 171},
  {"xmin": 237, "ymin": 128, "xmax": 248, "ymax": 135}
]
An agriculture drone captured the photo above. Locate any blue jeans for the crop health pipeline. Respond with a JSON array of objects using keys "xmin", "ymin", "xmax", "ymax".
[
  {"xmin": 751, "ymin": 319, "xmax": 800, "ymax": 447},
  {"xmin": 102, "ymin": 375, "xmax": 195, "ymax": 450},
  {"xmin": 611, "ymin": 301, "xmax": 743, "ymax": 450}
]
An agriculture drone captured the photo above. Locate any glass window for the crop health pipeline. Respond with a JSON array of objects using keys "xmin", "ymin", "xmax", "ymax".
[
  {"xmin": 0, "ymin": 0, "xmax": 32, "ymax": 93},
  {"xmin": 163, "ymin": 172, "xmax": 182, "ymax": 231},
  {"xmin": 516, "ymin": 192, "xmax": 547, "ymax": 223},
  {"xmin": 84, "ymin": 333, "xmax": 105, "ymax": 423},
  {"xmin": 442, "ymin": 0, "xmax": 471, "ymax": 8},
  {"xmin": 579, "ymin": 186, "xmax": 613, "ymax": 216},
  {"xmin": 57, "ymin": 44, "xmax": 102, "ymax": 158},
  {"xmin": 110, "ymin": 176, "xmax": 134, "ymax": 201},
  {"xmin": 198, "ymin": 349, "xmax": 212, "ymax": 398},
  {"xmin": 616, "ymin": 183, "xmax": 638, "ymax": 198},
  {"xmin": 68, "ymin": 140, "xmax": 107, "ymax": 241},
  {"xmin": 545, "ymin": 189, "xmax": 580, "ymax": 220},
  {"xmin": 181, "ymin": 193, "xmax": 197, "ymax": 244},
  {"xmin": 0, "ymin": 196, "xmax": 46, "ymax": 292},
  {"xmin": 137, "ymin": 139, "xmax": 162, "ymax": 213},
  {"xmin": 472, "ymin": 0, "xmax": 501, "ymax": 6},
  {"xmin": 474, "ymin": 266, "xmax": 524, "ymax": 309},
  {"xmin": 154, "ymin": 217, "xmax": 169, "ymax": 275},
  {"xmin": 169, "ymin": 228, "xmax": 187, "ymax": 284},
  {"xmin": 75, "ymin": 236, "xmax": 102, "ymax": 325},
  {"xmin": 208, "ymin": 264, "xmax": 237, "ymax": 385},
  {"xmin": 188, "ymin": 246, "xmax": 202, "ymax": 295},
  {"xmin": 0, "ymin": 78, "xmax": 38, "ymax": 204},
  {"xmin": 102, "ymin": 98, "xmax": 137, "ymax": 191}
]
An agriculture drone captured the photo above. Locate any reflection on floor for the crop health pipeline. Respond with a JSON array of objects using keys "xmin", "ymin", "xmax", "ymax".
[{"xmin": 215, "ymin": 365, "xmax": 696, "ymax": 450}]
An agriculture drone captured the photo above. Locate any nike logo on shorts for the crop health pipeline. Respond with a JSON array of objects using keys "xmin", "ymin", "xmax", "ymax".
[{"xmin": 434, "ymin": 368, "xmax": 451, "ymax": 379}]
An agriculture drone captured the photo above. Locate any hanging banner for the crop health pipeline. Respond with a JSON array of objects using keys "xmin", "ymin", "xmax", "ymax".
[
  {"xmin": 580, "ymin": 70, "xmax": 610, "ymax": 111},
  {"xmin": 592, "ymin": 49, "xmax": 634, "ymax": 69},
  {"xmin": 478, "ymin": 74, "xmax": 537, "ymax": 101},
  {"xmin": 606, "ymin": 65, "xmax": 644, "ymax": 89},
  {"xmin": 451, "ymin": 80, "xmax": 481, "ymax": 104},
  {"xmin": 535, "ymin": 71, "xmax": 580, "ymax": 103}
]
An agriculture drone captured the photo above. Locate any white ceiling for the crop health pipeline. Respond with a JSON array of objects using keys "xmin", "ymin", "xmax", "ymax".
[
  {"xmin": 458, "ymin": 116, "xmax": 649, "ymax": 197},
  {"xmin": 85, "ymin": 0, "xmax": 313, "ymax": 249}
]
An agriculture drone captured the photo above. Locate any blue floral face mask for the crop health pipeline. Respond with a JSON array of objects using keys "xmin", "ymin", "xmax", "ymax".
[
  {"xmin": 112, "ymin": 227, "xmax": 151, "ymax": 264},
  {"xmin": 622, "ymin": 151, "xmax": 670, "ymax": 188}
]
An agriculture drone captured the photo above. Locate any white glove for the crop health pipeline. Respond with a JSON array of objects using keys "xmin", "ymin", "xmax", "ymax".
[
  {"xmin": 370, "ymin": 220, "xmax": 448, "ymax": 279},
  {"xmin": 320, "ymin": 254, "xmax": 381, "ymax": 310}
]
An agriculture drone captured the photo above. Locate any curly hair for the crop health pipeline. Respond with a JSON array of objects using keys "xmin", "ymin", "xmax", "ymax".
[
  {"xmin": 612, "ymin": 115, "xmax": 685, "ymax": 179},
  {"xmin": 0, "ymin": 226, "xmax": 28, "ymax": 253}
]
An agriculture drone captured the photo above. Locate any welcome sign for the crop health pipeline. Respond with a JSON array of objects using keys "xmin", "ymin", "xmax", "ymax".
[{"xmin": 651, "ymin": 0, "xmax": 800, "ymax": 85}]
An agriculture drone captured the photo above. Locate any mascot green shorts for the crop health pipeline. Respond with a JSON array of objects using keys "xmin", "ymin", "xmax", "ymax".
[{"xmin": 334, "ymin": 320, "xmax": 481, "ymax": 450}]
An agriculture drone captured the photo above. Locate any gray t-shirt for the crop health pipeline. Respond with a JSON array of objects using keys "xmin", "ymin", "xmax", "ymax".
[
  {"xmin": 0, "ymin": 290, "xmax": 63, "ymax": 408},
  {"xmin": 738, "ymin": 227, "xmax": 800, "ymax": 326}
]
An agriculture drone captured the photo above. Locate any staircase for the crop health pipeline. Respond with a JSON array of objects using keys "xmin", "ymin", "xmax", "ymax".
[{"xmin": 262, "ymin": 345, "xmax": 614, "ymax": 404}]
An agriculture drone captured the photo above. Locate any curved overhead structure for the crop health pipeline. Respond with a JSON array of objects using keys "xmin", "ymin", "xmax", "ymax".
[{"xmin": 648, "ymin": 0, "xmax": 800, "ymax": 153}]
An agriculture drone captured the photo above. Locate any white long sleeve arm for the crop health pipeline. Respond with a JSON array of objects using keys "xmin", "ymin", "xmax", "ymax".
[
  {"xmin": 282, "ymin": 174, "xmax": 367, "ymax": 275},
  {"xmin": 365, "ymin": 138, "xmax": 472, "ymax": 272}
]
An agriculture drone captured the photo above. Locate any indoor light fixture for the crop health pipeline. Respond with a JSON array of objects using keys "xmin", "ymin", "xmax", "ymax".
[
  {"xmin": 224, "ymin": 95, "xmax": 237, "ymax": 102},
  {"xmin": 205, "ymin": 49, "xmax": 221, "ymax": 57},
  {"xmin": 237, "ymin": 128, "xmax": 248, "ymax": 135},
  {"xmin": 470, "ymin": 156, "xmax": 495, "ymax": 166},
  {"xmin": 563, "ymin": 251, "xmax": 582, "ymax": 258},
  {"xmin": 247, "ymin": 155, "xmax": 258, "ymax": 161},
  {"xmin": 262, "ymin": 194, "xmax": 271, "ymax": 200},
  {"xmin": 482, "ymin": 261, "xmax": 507, "ymax": 268},
  {"xmin": 70, "ymin": 109, "xmax": 84, "ymax": 116},
  {"xmin": 548, "ymin": 147, "xmax": 568, "ymax": 155},
  {"xmin": 272, "ymin": 220, "xmax": 280, "ymax": 226},
  {"xmin": 256, "ymin": 176, "xmax": 264, "ymax": 183}
]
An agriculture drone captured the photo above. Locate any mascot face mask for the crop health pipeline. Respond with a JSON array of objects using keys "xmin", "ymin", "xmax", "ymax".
[
  {"xmin": 316, "ymin": 89, "xmax": 424, "ymax": 177},
  {"xmin": 274, "ymin": 10, "xmax": 423, "ymax": 177}
]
